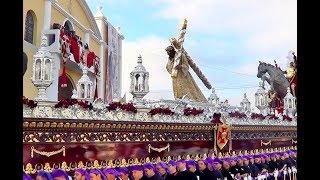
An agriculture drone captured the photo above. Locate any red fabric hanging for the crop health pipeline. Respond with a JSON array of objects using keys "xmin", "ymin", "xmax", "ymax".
[
  {"xmin": 61, "ymin": 61, "xmax": 67, "ymax": 87},
  {"xmin": 59, "ymin": 29, "xmax": 70, "ymax": 87},
  {"xmin": 87, "ymin": 51, "xmax": 96, "ymax": 68},
  {"xmin": 59, "ymin": 29, "xmax": 65, "ymax": 39},
  {"xmin": 70, "ymin": 37, "xmax": 80, "ymax": 63}
]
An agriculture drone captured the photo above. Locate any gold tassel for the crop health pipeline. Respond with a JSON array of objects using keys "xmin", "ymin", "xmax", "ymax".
[
  {"xmin": 62, "ymin": 146, "xmax": 65, "ymax": 156},
  {"xmin": 30, "ymin": 146, "xmax": 66, "ymax": 158},
  {"xmin": 31, "ymin": 146, "xmax": 34, "ymax": 158}
]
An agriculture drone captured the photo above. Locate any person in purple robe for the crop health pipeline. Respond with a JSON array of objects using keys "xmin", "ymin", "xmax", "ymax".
[
  {"xmin": 51, "ymin": 169, "xmax": 69, "ymax": 180},
  {"xmin": 102, "ymin": 168, "xmax": 120, "ymax": 180},
  {"xmin": 89, "ymin": 169, "xmax": 106, "ymax": 180},
  {"xmin": 143, "ymin": 163, "xmax": 161, "ymax": 180},
  {"xmin": 36, "ymin": 170, "xmax": 53, "ymax": 180},
  {"xmin": 23, "ymin": 172, "xmax": 33, "ymax": 180},
  {"xmin": 117, "ymin": 167, "xmax": 131, "ymax": 180},
  {"xmin": 130, "ymin": 165, "xmax": 147, "ymax": 180},
  {"xmin": 74, "ymin": 168, "xmax": 90, "ymax": 180}
]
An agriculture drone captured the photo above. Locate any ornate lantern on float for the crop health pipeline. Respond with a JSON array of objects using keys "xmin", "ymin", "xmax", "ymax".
[
  {"xmin": 130, "ymin": 54, "xmax": 149, "ymax": 102},
  {"xmin": 73, "ymin": 66, "xmax": 94, "ymax": 102},
  {"xmin": 255, "ymin": 81, "xmax": 268, "ymax": 115},
  {"xmin": 31, "ymin": 36, "xmax": 54, "ymax": 101},
  {"xmin": 283, "ymin": 87, "xmax": 297, "ymax": 118}
]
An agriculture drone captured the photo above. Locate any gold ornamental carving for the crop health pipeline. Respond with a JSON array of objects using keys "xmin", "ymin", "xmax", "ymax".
[
  {"xmin": 148, "ymin": 143, "xmax": 170, "ymax": 153},
  {"xmin": 260, "ymin": 140, "xmax": 272, "ymax": 146},
  {"xmin": 31, "ymin": 146, "xmax": 65, "ymax": 158}
]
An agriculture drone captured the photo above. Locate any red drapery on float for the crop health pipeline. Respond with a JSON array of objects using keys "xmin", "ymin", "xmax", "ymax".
[
  {"xmin": 54, "ymin": 23, "xmax": 100, "ymax": 97},
  {"xmin": 59, "ymin": 29, "xmax": 70, "ymax": 87}
]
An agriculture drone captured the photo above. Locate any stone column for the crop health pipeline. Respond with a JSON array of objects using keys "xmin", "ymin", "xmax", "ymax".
[
  {"xmin": 43, "ymin": 0, "xmax": 52, "ymax": 32},
  {"xmin": 99, "ymin": 41, "xmax": 106, "ymax": 100},
  {"xmin": 84, "ymin": 30, "xmax": 90, "ymax": 46}
]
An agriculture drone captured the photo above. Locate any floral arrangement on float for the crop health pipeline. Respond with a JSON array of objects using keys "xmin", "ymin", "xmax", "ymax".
[
  {"xmin": 250, "ymin": 113, "xmax": 292, "ymax": 122},
  {"xmin": 250, "ymin": 113, "xmax": 266, "ymax": 120},
  {"xmin": 107, "ymin": 102, "xmax": 137, "ymax": 113},
  {"xmin": 55, "ymin": 99, "xmax": 138, "ymax": 113},
  {"xmin": 266, "ymin": 114, "xmax": 278, "ymax": 120},
  {"xmin": 282, "ymin": 114, "xmax": 293, "ymax": 121},
  {"xmin": 54, "ymin": 99, "xmax": 93, "ymax": 110},
  {"xmin": 183, "ymin": 107, "xmax": 204, "ymax": 116},
  {"xmin": 22, "ymin": 96, "xmax": 294, "ymax": 123},
  {"xmin": 149, "ymin": 107, "xmax": 174, "ymax": 116},
  {"xmin": 267, "ymin": 114, "xmax": 292, "ymax": 122},
  {"xmin": 229, "ymin": 111, "xmax": 247, "ymax": 119},
  {"xmin": 23, "ymin": 97, "xmax": 137, "ymax": 113},
  {"xmin": 23, "ymin": 96, "xmax": 37, "ymax": 109},
  {"xmin": 226, "ymin": 111, "xmax": 293, "ymax": 122}
]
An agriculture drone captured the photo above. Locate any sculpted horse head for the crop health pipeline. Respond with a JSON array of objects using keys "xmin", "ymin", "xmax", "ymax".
[{"xmin": 257, "ymin": 61, "xmax": 290, "ymax": 99}]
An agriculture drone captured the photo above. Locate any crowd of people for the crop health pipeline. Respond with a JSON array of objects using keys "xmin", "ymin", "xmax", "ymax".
[{"xmin": 23, "ymin": 149, "xmax": 297, "ymax": 180}]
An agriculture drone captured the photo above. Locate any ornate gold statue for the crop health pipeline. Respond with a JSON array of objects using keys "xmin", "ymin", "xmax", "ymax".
[
  {"xmin": 25, "ymin": 163, "xmax": 36, "ymax": 174},
  {"xmin": 107, "ymin": 160, "xmax": 114, "ymax": 167},
  {"xmin": 133, "ymin": 158, "xmax": 139, "ymax": 165},
  {"xmin": 186, "ymin": 154, "xmax": 191, "ymax": 160},
  {"xmin": 165, "ymin": 19, "xmax": 211, "ymax": 102},
  {"xmin": 120, "ymin": 159, "xmax": 127, "ymax": 167},
  {"xmin": 202, "ymin": 153, "xmax": 208, "ymax": 159},
  {"xmin": 61, "ymin": 161, "xmax": 70, "ymax": 171},
  {"xmin": 224, "ymin": 152, "xmax": 230, "ymax": 158},
  {"xmin": 231, "ymin": 151, "xmax": 236, "ymax": 157},
  {"xmin": 194, "ymin": 154, "xmax": 200, "ymax": 161},
  {"xmin": 44, "ymin": 162, "xmax": 52, "ymax": 172}
]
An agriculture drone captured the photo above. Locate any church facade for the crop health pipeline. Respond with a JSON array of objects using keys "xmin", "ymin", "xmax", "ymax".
[{"xmin": 23, "ymin": 0, "xmax": 124, "ymax": 103}]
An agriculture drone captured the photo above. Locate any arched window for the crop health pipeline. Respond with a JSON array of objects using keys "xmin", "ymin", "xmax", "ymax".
[{"xmin": 24, "ymin": 10, "xmax": 36, "ymax": 44}]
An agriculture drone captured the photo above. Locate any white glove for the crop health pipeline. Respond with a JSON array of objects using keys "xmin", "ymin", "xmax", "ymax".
[
  {"xmin": 257, "ymin": 175, "xmax": 262, "ymax": 180},
  {"xmin": 292, "ymin": 167, "xmax": 297, "ymax": 173},
  {"xmin": 284, "ymin": 169, "xmax": 287, "ymax": 175},
  {"xmin": 274, "ymin": 170, "xmax": 279, "ymax": 177}
]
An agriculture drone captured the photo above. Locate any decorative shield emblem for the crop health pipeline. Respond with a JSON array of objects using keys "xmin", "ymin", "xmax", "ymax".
[{"xmin": 216, "ymin": 124, "xmax": 231, "ymax": 150}]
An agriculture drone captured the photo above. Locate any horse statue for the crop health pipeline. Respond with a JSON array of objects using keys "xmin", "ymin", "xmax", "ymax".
[{"xmin": 257, "ymin": 61, "xmax": 290, "ymax": 99}]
